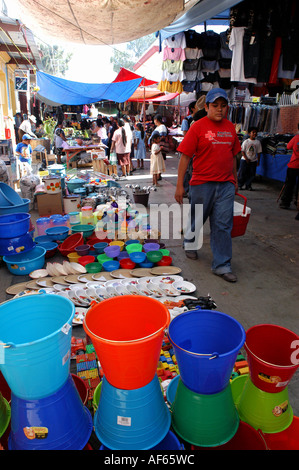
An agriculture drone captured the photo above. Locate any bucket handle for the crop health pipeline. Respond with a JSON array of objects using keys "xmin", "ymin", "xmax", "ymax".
[
  {"xmin": 167, "ymin": 334, "xmax": 219, "ymax": 359},
  {"xmin": 235, "ymin": 193, "xmax": 248, "ymax": 216}
]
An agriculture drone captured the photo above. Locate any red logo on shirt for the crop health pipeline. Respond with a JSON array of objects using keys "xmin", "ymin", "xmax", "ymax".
[{"xmin": 205, "ymin": 131, "xmax": 216, "ymax": 141}]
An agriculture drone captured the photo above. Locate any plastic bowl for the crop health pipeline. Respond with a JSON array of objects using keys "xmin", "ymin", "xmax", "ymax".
[
  {"xmin": 139, "ymin": 261, "xmax": 154, "ymax": 268},
  {"xmin": 129, "ymin": 251, "xmax": 147, "ymax": 264},
  {"xmin": 97, "ymin": 254, "xmax": 113, "ymax": 265},
  {"xmin": 58, "ymin": 232, "xmax": 84, "ymax": 256},
  {"xmin": 143, "ymin": 243, "xmax": 160, "ymax": 253},
  {"xmin": 75, "ymin": 244, "xmax": 91, "ymax": 256},
  {"xmin": 3, "ymin": 245, "xmax": 46, "ymax": 275},
  {"xmin": 0, "ymin": 213, "xmax": 31, "ymax": 239},
  {"xmin": 45, "ymin": 226, "xmax": 70, "ymax": 242},
  {"xmin": 78, "ymin": 255, "xmax": 95, "ymax": 267},
  {"xmin": 67, "ymin": 252, "xmax": 80, "ymax": 262},
  {"xmin": 71, "ymin": 224, "xmax": 95, "ymax": 238},
  {"xmin": 38, "ymin": 241, "xmax": 58, "ymax": 258},
  {"xmin": 119, "ymin": 258, "xmax": 136, "ymax": 270},
  {"xmin": 157, "ymin": 255, "xmax": 172, "ymax": 266},
  {"xmin": 0, "ymin": 182, "xmax": 23, "ymax": 206},
  {"xmin": 93, "ymin": 242, "xmax": 108, "ymax": 254},
  {"xmin": 85, "ymin": 262, "xmax": 102, "ymax": 273},
  {"xmin": 0, "ymin": 233, "xmax": 35, "ymax": 257},
  {"xmin": 126, "ymin": 243, "xmax": 143, "ymax": 254},
  {"xmin": 0, "ymin": 198, "xmax": 30, "ymax": 215},
  {"xmin": 117, "ymin": 251, "xmax": 130, "ymax": 261},
  {"xmin": 109, "ymin": 240, "xmax": 125, "ymax": 251},
  {"xmin": 125, "ymin": 239, "xmax": 141, "ymax": 246},
  {"xmin": 144, "ymin": 239, "xmax": 159, "ymax": 245},
  {"xmin": 102, "ymin": 260, "xmax": 120, "ymax": 272},
  {"xmin": 35, "ymin": 235, "xmax": 52, "ymax": 244},
  {"xmin": 159, "ymin": 248, "xmax": 170, "ymax": 257},
  {"xmin": 104, "ymin": 245, "xmax": 120, "ymax": 258},
  {"xmin": 146, "ymin": 250, "xmax": 163, "ymax": 263}
]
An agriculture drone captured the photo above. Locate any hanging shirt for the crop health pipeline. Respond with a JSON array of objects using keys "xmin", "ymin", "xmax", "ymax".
[
  {"xmin": 161, "ymin": 70, "xmax": 185, "ymax": 82},
  {"xmin": 185, "ymin": 48, "xmax": 203, "ymax": 60},
  {"xmin": 158, "ymin": 80, "xmax": 183, "ymax": 94},
  {"xmin": 162, "ymin": 59, "xmax": 184, "ymax": 73},
  {"xmin": 229, "ymin": 27, "xmax": 257, "ymax": 84},
  {"xmin": 162, "ymin": 47, "xmax": 186, "ymax": 62},
  {"xmin": 163, "ymin": 32, "xmax": 186, "ymax": 49}
]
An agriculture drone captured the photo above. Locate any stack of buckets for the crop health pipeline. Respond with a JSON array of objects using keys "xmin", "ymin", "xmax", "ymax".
[
  {"xmin": 236, "ymin": 324, "xmax": 299, "ymax": 450},
  {"xmin": 83, "ymin": 295, "xmax": 179, "ymax": 450},
  {"xmin": 0, "ymin": 294, "xmax": 93, "ymax": 450},
  {"xmin": 167, "ymin": 309, "xmax": 247, "ymax": 448}
]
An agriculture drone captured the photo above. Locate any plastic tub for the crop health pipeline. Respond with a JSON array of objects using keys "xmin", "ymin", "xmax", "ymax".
[
  {"xmin": 129, "ymin": 251, "xmax": 147, "ymax": 264},
  {"xmin": 244, "ymin": 324, "xmax": 299, "ymax": 393},
  {"xmin": 0, "ymin": 233, "xmax": 35, "ymax": 257},
  {"xmin": 94, "ymin": 375, "xmax": 170, "ymax": 450},
  {"xmin": 0, "ymin": 213, "xmax": 30, "ymax": 238},
  {"xmin": 86, "ymin": 262, "xmax": 102, "ymax": 273},
  {"xmin": 119, "ymin": 258, "xmax": 136, "ymax": 270},
  {"xmin": 104, "ymin": 245, "xmax": 120, "ymax": 258},
  {"xmin": 69, "ymin": 211, "xmax": 81, "ymax": 225},
  {"xmin": 58, "ymin": 232, "xmax": 84, "ymax": 256},
  {"xmin": 3, "ymin": 245, "xmax": 46, "ymax": 275},
  {"xmin": 261, "ymin": 416, "xmax": 299, "ymax": 450},
  {"xmin": 34, "ymin": 235, "xmax": 52, "ymax": 244},
  {"xmin": 67, "ymin": 251, "xmax": 80, "ymax": 262},
  {"xmin": 117, "ymin": 251, "xmax": 130, "ymax": 261},
  {"xmin": 45, "ymin": 226, "xmax": 69, "ymax": 242},
  {"xmin": 168, "ymin": 309, "xmax": 246, "ymax": 394},
  {"xmin": 157, "ymin": 255, "xmax": 172, "ymax": 266},
  {"xmin": 0, "ymin": 182, "xmax": 23, "ymax": 206},
  {"xmin": 146, "ymin": 250, "xmax": 163, "ymax": 263},
  {"xmin": 126, "ymin": 243, "xmax": 143, "ymax": 254},
  {"xmin": 83, "ymin": 295, "xmax": 170, "ymax": 390},
  {"xmin": 36, "ymin": 217, "xmax": 51, "ymax": 236},
  {"xmin": 0, "ymin": 198, "xmax": 30, "ymax": 215},
  {"xmin": 102, "ymin": 260, "xmax": 120, "ymax": 272},
  {"xmin": 0, "ymin": 294, "xmax": 75, "ymax": 399},
  {"xmin": 93, "ymin": 242, "xmax": 108, "ymax": 254},
  {"xmin": 71, "ymin": 224, "xmax": 95, "ymax": 238},
  {"xmin": 78, "ymin": 255, "xmax": 95, "ymax": 266},
  {"xmin": 9, "ymin": 375, "xmax": 92, "ymax": 450},
  {"xmin": 97, "ymin": 253, "xmax": 113, "ymax": 265},
  {"xmin": 38, "ymin": 241, "xmax": 58, "ymax": 258},
  {"xmin": 143, "ymin": 242, "xmax": 160, "ymax": 253},
  {"xmin": 109, "ymin": 240, "xmax": 125, "ymax": 251},
  {"xmin": 75, "ymin": 244, "xmax": 91, "ymax": 256}
]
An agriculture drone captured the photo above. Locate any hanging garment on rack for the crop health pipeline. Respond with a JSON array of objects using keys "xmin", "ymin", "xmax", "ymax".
[
  {"xmin": 182, "ymin": 80, "xmax": 202, "ymax": 93},
  {"xmin": 200, "ymin": 59, "xmax": 220, "ymax": 73},
  {"xmin": 257, "ymin": 30, "xmax": 276, "ymax": 83},
  {"xmin": 229, "ymin": 27, "xmax": 257, "ymax": 84},
  {"xmin": 161, "ymin": 70, "xmax": 185, "ymax": 82},
  {"xmin": 268, "ymin": 36, "xmax": 282, "ymax": 84},
  {"xmin": 163, "ymin": 32, "xmax": 186, "ymax": 49},
  {"xmin": 201, "ymin": 30, "xmax": 221, "ymax": 60},
  {"xmin": 185, "ymin": 47, "xmax": 203, "ymax": 60},
  {"xmin": 219, "ymin": 31, "xmax": 232, "ymax": 59},
  {"xmin": 162, "ymin": 47, "xmax": 186, "ymax": 62},
  {"xmin": 162, "ymin": 59, "xmax": 184, "ymax": 73},
  {"xmin": 277, "ymin": 55, "xmax": 297, "ymax": 80},
  {"xmin": 184, "ymin": 30, "xmax": 203, "ymax": 49},
  {"xmin": 158, "ymin": 80, "xmax": 183, "ymax": 94},
  {"xmin": 243, "ymin": 28, "xmax": 260, "ymax": 79}
]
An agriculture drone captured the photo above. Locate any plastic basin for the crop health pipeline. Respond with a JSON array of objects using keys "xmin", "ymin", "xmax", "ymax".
[
  {"xmin": 3, "ymin": 245, "xmax": 46, "ymax": 275},
  {"xmin": 0, "ymin": 182, "xmax": 23, "ymax": 206},
  {"xmin": 0, "ymin": 213, "xmax": 31, "ymax": 239},
  {"xmin": 0, "ymin": 198, "xmax": 30, "ymax": 215},
  {"xmin": 45, "ymin": 226, "xmax": 69, "ymax": 242}
]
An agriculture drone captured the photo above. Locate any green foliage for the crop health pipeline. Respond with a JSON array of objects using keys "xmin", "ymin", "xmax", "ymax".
[
  {"xmin": 39, "ymin": 43, "xmax": 73, "ymax": 76},
  {"xmin": 43, "ymin": 117, "xmax": 57, "ymax": 139},
  {"xmin": 110, "ymin": 34, "xmax": 156, "ymax": 73}
]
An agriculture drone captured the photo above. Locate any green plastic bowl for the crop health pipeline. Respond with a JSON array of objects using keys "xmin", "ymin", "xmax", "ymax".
[
  {"xmin": 97, "ymin": 253, "xmax": 113, "ymax": 265},
  {"xmin": 125, "ymin": 243, "xmax": 143, "ymax": 254},
  {"xmin": 159, "ymin": 248, "xmax": 170, "ymax": 257},
  {"xmin": 146, "ymin": 250, "xmax": 163, "ymax": 263},
  {"xmin": 86, "ymin": 262, "xmax": 102, "ymax": 273},
  {"xmin": 71, "ymin": 224, "xmax": 95, "ymax": 238}
]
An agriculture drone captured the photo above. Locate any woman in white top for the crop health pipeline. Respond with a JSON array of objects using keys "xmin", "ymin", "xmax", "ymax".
[{"xmin": 110, "ymin": 118, "xmax": 130, "ymax": 178}]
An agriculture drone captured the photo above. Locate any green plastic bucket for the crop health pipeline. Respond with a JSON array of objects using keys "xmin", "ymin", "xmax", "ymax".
[{"xmin": 170, "ymin": 377, "xmax": 239, "ymax": 447}]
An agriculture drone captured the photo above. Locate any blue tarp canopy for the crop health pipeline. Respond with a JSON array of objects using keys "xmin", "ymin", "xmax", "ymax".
[
  {"xmin": 158, "ymin": 0, "xmax": 242, "ymax": 48},
  {"xmin": 36, "ymin": 70, "xmax": 142, "ymax": 105}
]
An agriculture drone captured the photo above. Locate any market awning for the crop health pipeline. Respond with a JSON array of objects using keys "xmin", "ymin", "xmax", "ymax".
[
  {"xmin": 113, "ymin": 68, "xmax": 158, "ymax": 87},
  {"xmin": 128, "ymin": 91, "xmax": 180, "ymax": 102},
  {"xmin": 36, "ymin": 70, "xmax": 142, "ymax": 105},
  {"xmin": 158, "ymin": 0, "xmax": 241, "ymax": 47}
]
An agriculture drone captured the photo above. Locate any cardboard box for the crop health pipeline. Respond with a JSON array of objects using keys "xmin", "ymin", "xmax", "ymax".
[{"xmin": 36, "ymin": 192, "xmax": 63, "ymax": 216}]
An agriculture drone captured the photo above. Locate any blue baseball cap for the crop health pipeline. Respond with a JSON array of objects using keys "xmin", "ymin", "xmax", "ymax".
[
  {"xmin": 22, "ymin": 134, "xmax": 33, "ymax": 140},
  {"xmin": 205, "ymin": 88, "xmax": 228, "ymax": 104}
]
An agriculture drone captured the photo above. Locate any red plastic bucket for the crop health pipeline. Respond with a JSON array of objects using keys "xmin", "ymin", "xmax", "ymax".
[
  {"xmin": 71, "ymin": 373, "xmax": 88, "ymax": 405},
  {"xmin": 231, "ymin": 193, "xmax": 251, "ymax": 238},
  {"xmin": 83, "ymin": 296, "xmax": 170, "ymax": 390},
  {"xmin": 191, "ymin": 421, "xmax": 267, "ymax": 450},
  {"xmin": 262, "ymin": 416, "xmax": 299, "ymax": 450},
  {"xmin": 244, "ymin": 324, "xmax": 299, "ymax": 393}
]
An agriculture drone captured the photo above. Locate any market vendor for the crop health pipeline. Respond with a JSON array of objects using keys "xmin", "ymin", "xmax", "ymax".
[{"xmin": 53, "ymin": 121, "xmax": 67, "ymax": 163}]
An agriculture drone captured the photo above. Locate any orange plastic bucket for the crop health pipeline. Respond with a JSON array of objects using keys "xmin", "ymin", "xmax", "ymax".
[{"xmin": 83, "ymin": 295, "xmax": 170, "ymax": 390}]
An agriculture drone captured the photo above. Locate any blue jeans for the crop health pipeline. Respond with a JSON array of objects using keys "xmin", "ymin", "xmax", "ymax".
[
  {"xmin": 238, "ymin": 159, "xmax": 257, "ymax": 188},
  {"xmin": 184, "ymin": 182, "xmax": 235, "ymax": 274}
]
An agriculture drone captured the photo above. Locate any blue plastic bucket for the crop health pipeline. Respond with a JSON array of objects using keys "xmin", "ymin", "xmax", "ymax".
[
  {"xmin": 0, "ymin": 294, "xmax": 75, "ymax": 400},
  {"xmin": 8, "ymin": 375, "xmax": 92, "ymax": 450},
  {"xmin": 94, "ymin": 374, "xmax": 171, "ymax": 450},
  {"xmin": 168, "ymin": 309, "xmax": 246, "ymax": 394},
  {"xmin": 100, "ymin": 430, "xmax": 184, "ymax": 450},
  {"xmin": 0, "ymin": 198, "xmax": 30, "ymax": 215}
]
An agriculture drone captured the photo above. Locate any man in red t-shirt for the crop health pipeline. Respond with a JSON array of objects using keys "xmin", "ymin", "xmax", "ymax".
[
  {"xmin": 175, "ymin": 88, "xmax": 240, "ymax": 283},
  {"xmin": 280, "ymin": 126, "xmax": 299, "ymax": 210}
]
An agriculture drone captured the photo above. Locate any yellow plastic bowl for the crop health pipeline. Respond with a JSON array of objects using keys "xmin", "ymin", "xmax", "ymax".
[
  {"xmin": 109, "ymin": 240, "xmax": 125, "ymax": 251},
  {"xmin": 67, "ymin": 251, "xmax": 80, "ymax": 262}
]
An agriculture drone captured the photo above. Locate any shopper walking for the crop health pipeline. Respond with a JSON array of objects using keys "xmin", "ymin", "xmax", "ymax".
[
  {"xmin": 280, "ymin": 124, "xmax": 299, "ymax": 209},
  {"xmin": 238, "ymin": 126, "xmax": 262, "ymax": 190},
  {"xmin": 110, "ymin": 118, "xmax": 130, "ymax": 179},
  {"xmin": 175, "ymin": 88, "xmax": 240, "ymax": 283}
]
